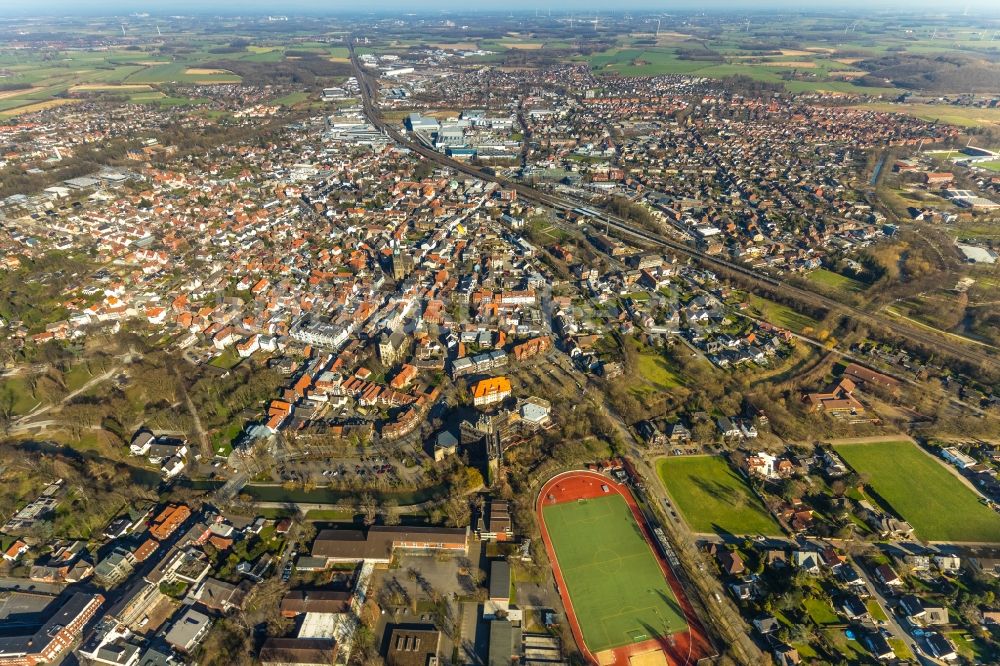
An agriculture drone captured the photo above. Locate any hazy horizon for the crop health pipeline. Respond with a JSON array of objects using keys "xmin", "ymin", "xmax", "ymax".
[{"xmin": 4, "ymin": 0, "xmax": 1000, "ymax": 17}]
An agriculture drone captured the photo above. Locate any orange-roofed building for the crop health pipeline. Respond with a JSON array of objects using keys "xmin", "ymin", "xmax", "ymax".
[
  {"xmin": 269, "ymin": 400, "xmax": 292, "ymax": 417},
  {"xmin": 3, "ymin": 540, "xmax": 29, "ymax": 562},
  {"xmin": 472, "ymin": 377, "xmax": 512, "ymax": 408},
  {"xmin": 292, "ymin": 373, "xmax": 312, "ymax": 398},
  {"xmin": 266, "ymin": 414, "xmax": 285, "ymax": 432},
  {"xmin": 150, "ymin": 504, "xmax": 191, "ymax": 541},
  {"xmin": 133, "ymin": 539, "xmax": 159, "ymax": 562},
  {"xmin": 390, "ymin": 364, "xmax": 418, "ymax": 390}
]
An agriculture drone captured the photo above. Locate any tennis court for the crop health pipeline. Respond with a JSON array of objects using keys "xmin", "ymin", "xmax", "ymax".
[{"xmin": 542, "ymin": 493, "xmax": 688, "ymax": 653}]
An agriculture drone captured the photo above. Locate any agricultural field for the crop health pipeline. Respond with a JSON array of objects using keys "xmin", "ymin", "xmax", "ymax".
[
  {"xmin": 542, "ymin": 493, "xmax": 687, "ymax": 652},
  {"xmin": 857, "ymin": 103, "xmax": 1000, "ymax": 131},
  {"xmin": 0, "ymin": 99, "xmax": 79, "ymax": 119},
  {"xmin": 582, "ymin": 43, "xmax": 897, "ymax": 95},
  {"xmin": 125, "ymin": 63, "xmax": 240, "ymax": 84},
  {"xmin": 835, "ymin": 440, "xmax": 1000, "ymax": 543},
  {"xmin": 0, "ymin": 41, "xmax": 277, "ymax": 116},
  {"xmin": 656, "ymin": 456, "xmax": 782, "ymax": 536}
]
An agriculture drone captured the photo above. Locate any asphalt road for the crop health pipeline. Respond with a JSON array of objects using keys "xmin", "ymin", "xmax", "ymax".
[{"xmin": 854, "ymin": 564, "xmax": 944, "ymax": 666}]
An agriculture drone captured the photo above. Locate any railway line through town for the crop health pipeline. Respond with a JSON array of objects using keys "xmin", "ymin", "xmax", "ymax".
[{"xmin": 348, "ymin": 42, "xmax": 1000, "ymax": 377}]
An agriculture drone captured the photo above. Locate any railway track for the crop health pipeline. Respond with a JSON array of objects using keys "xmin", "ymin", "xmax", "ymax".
[{"xmin": 349, "ymin": 43, "xmax": 999, "ymax": 376}]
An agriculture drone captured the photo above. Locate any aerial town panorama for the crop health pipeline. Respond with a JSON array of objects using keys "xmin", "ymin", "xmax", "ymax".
[{"xmin": 2, "ymin": 2, "xmax": 1000, "ymax": 665}]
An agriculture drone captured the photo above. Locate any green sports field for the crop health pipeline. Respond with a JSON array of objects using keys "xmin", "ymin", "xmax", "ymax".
[
  {"xmin": 657, "ymin": 456, "xmax": 783, "ymax": 536},
  {"xmin": 835, "ymin": 440, "xmax": 1000, "ymax": 543},
  {"xmin": 542, "ymin": 494, "xmax": 686, "ymax": 653}
]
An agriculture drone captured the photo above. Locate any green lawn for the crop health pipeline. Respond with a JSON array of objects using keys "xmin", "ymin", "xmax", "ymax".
[
  {"xmin": 835, "ymin": 440, "xmax": 1000, "ymax": 543},
  {"xmin": 634, "ymin": 346, "xmax": 683, "ymax": 391},
  {"xmin": 656, "ymin": 456, "xmax": 782, "ymax": 536},
  {"xmin": 948, "ymin": 630, "xmax": 998, "ymax": 662},
  {"xmin": 748, "ymin": 294, "xmax": 819, "ymax": 333},
  {"xmin": 888, "ymin": 638, "xmax": 913, "ymax": 661},
  {"xmin": 273, "ymin": 91, "xmax": 310, "ymax": 106},
  {"xmin": 790, "ymin": 642, "xmax": 818, "ymax": 659},
  {"xmin": 64, "ymin": 364, "xmax": 95, "ymax": 392},
  {"xmin": 208, "ymin": 348, "xmax": 243, "ymax": 370},
  {"xmin": 805, "ymin": 269, "xmax": 866, "ymax": 294},
  {"xmin": 856, "ymin": 103, "xmax": 1000, "ymax": 131},
  {"xmin": 304, "ymin": 508, "xmax": 356, "ymax": 521},
  {"xmin": 804, "ymin": 597, "xmax": 839, "ymax": 625},
  {"xmin": 542, "ymin": 493, "xmax": 686, "ymax": 653},
  {"xmin": 823, "ymin": 628, "xmax": 869, "ymax": 660},
  {"xmin": 0, "ymin": 377, "xmax": 40, "ymax": 415},
  {"xmin": 211, "ymin": 422, "xmax": 242, "ymax": 457},
  {"xmin": 866, "ymin": 599, "xmax": 888, "ymax": 622}
]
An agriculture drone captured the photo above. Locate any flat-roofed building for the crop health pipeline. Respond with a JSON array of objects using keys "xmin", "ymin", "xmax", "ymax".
[
  {"xmin": 488, "ymin": 620, "xmax": 519, "ymax": 666},
  {"xmin": 0, "ymin": 592, "xmax": 104, "ymax": 666},
  {"xmin": 386, "ymin": 627, "xmax": 441, "ymax": 666},
  {"xmin": 164, "ymin": 608, "xmax": 211, "ymax": 653},
  {"xmin": 489, "ymin": 561, "xmax": 511, "ymax": 602}
]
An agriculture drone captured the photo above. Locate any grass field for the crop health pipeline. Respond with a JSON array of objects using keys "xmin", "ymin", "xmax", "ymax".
[
  {"xmin": 582, "ymin": 46, "xmax": 896, "ymax": 95},
  {"xmin": 543, "ymin": 494, "xmax": 686, "ymax": 653},
  {"xmin": 823, "ymin": 628, "xmax": 869, "ymax": 660},
  {"xmin": 208, "ymin": 348, "xmax": 243, "ymax": 370},
  {"xmin": 633, "ymin": 344, "xmax": 684, "ymax": 394},
  {"xmin": 805, "ymin": 268, "xmax": 866, "ymax": 294},
  {"xmin": 273, "ymin": 91, "xmax": 310, "ymax": 106},
  {"xmin": 0, "ymin": 99, "xmax": 79, "ymax": 118},
  {"xmin": 803, "ymin": 597, "xmax": 839, "ymax": 626},
  {"xmin": 748, "ymin": 294, "xmax": 819, "ymax": 334},
  {"xmin": 858, "ymin": 103, "xmax": 1000, "ymax": 130},
  {"xmin": 889, "ymin": 639, "xmax": 914, "ymax": 661},
  {"xmin": 946, "ymin": 630, "xmax": 997, "ymax": 662},
  {"xmin": 656, "ymin": 456, "xmax": 782, "ymax": 536},
  {"xmin": 867, "ymin": 599, "xmax": 889, "ymax": 623},
  {"xmin": 835, "ymin": 440, "xmax": 1000, "ymax": 543},
  {"xmin": 0, "ymin": 377, "xmax": 40, "ymax": 415}
]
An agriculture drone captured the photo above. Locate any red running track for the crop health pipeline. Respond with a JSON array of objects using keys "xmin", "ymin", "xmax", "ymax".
[{"xmin": 536, "ymin": 470, "xmax": 713, "ymax": 666}]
